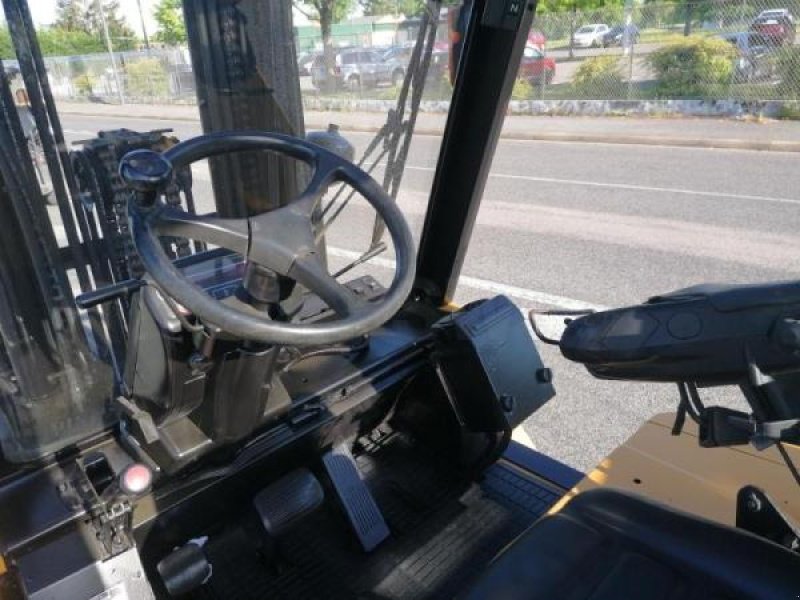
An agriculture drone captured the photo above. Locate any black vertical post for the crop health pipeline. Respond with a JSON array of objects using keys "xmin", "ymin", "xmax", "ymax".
[
  {"xmin": 415, "ymin": 0, "xmax": 537, "ymax": 304},
  {"xmin": 183, "ymin": 0, "xmax": 304, "ymax": 217}
]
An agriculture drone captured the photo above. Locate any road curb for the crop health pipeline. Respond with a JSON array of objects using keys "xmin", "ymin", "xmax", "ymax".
[
  {"xmin": 58, "ymin": 107, "xmax": 800, "ymax": 153},
  {"xmin": 302, "ymin": 121, "xmax": 800, "ymax": 152}
]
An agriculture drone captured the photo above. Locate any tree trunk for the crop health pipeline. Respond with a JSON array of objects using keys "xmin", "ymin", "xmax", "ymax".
[
  {"xmin": 684, "ymin": 1, "xmax": 694, "ymax": 36},
  {"xmin": 320, "ymin": 4, "xmax": 336, "ymax": 92}
]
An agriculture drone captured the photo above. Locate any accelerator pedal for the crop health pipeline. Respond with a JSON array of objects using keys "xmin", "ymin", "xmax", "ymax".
[
  {"xmin": 322, "ymin": 443, "xmax": 390, "ymax": 552},
  {"xmin": 253, "ymin": 468, "xmax": 325, "ymax": 536}
]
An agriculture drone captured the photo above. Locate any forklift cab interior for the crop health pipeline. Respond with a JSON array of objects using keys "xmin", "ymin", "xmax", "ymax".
[{"xmin": 1, "ymin": 0, "xmax": 800, "ymax": 598}]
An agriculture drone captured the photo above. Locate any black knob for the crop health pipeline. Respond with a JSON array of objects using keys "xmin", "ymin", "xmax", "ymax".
[{"xmin": 119, "ymin": 149, "xmax": 173, "ymax": 193}]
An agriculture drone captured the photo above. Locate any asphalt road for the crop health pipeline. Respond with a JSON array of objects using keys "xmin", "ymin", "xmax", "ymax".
[{"xmin": 60, "ymin": 113, "xmax": 800, "ymax": 472}]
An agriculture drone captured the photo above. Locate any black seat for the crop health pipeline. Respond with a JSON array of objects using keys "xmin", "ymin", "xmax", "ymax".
[{"xmin": 463, "ymin": 487, "xmax": 800, "ymax": 600}]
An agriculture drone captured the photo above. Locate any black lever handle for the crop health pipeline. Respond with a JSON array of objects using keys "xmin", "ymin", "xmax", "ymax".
[
  {"xmin": 76, "ymin": 279, "xmax": 146, "ymax": 309},
  {"xmin": 119, "ymin": 148, "xmax": 173, "ymax": 206}
]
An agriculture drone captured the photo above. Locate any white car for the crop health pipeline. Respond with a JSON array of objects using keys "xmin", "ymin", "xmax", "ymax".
[
  {"xmin": 756, "ymin": 8, "xmax": 794, "ymax": 24},
  {"xmin": 573, "ymin": 24, "xmax": 610, "ymax": 48}
]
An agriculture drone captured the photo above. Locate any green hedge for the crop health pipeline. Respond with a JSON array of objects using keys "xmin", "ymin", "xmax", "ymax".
[
  {"xmin": 776, "ymin": 47, "xmax": 800, "ymax": 101},
  {"xmin": 647, "ymin": 36, "xmax": 736, "ymax": 98},
  {"xmin": 572, "ymin": 55, "xmax": 626, "ymax": 98},
  {"xmin": 125, "ymin": 58, "xmax": 170, "ymax": 98}
]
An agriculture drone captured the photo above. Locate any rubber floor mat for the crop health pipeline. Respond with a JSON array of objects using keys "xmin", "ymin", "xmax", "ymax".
[{"xmin": 190, "ymin": 435, "xmax": 562, "ymax": 600}]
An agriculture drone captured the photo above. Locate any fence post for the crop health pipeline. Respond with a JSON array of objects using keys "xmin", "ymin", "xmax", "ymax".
[
  {"xmin": 98, "ymin": 4, "xmax": 124, "ymax": 103},
  {"xmin": 624, "ymin": 0, "xmax": 634, "ymax": 99},
  {"xmin": 569, "ymin": 3, "xmax": 576, "ymax": 59}
]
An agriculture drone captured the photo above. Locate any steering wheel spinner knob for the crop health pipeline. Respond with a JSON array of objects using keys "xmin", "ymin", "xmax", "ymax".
[{"xmin": 119, "ymin": 149, "xmax": 174, "ymax": 193}]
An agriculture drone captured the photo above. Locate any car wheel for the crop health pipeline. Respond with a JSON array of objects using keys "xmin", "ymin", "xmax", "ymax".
[
  {"xmin": 545, "ymin": 69, "xmax": 555, "ymax": 85},
  {"xmin": 391, "ymin": 69, "xmax": 405, "ymax": 88},
  {"xmin": 347, "ymin": 74, "xmax": 361, "ymax": 92}
]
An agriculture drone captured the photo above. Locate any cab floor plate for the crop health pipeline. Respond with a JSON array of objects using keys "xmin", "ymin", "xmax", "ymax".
[{"xmin": 191, "ymin": 434, "xmax": 562, "ymax": 600}]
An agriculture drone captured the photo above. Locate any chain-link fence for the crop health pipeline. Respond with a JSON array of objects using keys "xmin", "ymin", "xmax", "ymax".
[
  {"xmin": 16, "ymin": 0, "xmax": 800, "ymax": 106},
  {"xmin": 22, "ymin": 47, "xmax": 195, "ymax": 104},
  {"xmin": 525, "ymin": 0, "xmax": 800, "ymax": 102}
]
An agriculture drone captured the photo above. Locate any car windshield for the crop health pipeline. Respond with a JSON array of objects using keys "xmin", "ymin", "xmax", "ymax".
[
  {"xmin": 523, "ymin": 46, "xmax": 543, "ymax": 59},
  {"xmin": 0, "ymin": 0, "xmax": 798, "ymax": 476},
  {"xmin": 0, "ymin": 1, "xmax": 457, "ymax": 461}
]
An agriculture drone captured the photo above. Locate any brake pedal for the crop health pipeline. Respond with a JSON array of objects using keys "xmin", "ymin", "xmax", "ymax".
[
  {"xmin": 323, "ymin": 443, "xmax": 390, "ymax": 552},
  {"xmin": 253, "ymin": 468, "xmax": 324, "ymax": 536}
]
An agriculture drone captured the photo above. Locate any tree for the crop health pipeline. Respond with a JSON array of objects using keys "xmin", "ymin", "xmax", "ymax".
[
  {"xmin": 536, "ymin": 0, "xmax": 623, "ymax": 13},
  {"xmin": 1, "ymin": 26, "xmax": 107, "ymax": 59},
  {"xmin": 359, "ymin": 0, "xmax": 425, "ymax": 16},
  {"xmin": 294, "ymin": 0, "xmax": 353, "ymax": 90},
  {"xmin": 55, "ymin": 0, "xmax": 137, "ymax": 50},
  {"xmin": 153, "ymin": 0, "xmax": 187, "ymax": 45}
]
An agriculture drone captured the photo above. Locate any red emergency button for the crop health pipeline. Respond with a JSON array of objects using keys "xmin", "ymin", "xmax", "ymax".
[{"xmin": 120, "ymin": 463, "xmax": 153, "ymax": 496}]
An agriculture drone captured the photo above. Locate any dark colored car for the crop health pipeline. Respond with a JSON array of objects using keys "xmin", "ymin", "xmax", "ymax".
[
  {"xmin": 602, "ymin": 24, "xmax": 640, "ymax": 47},
  {"xmin": 519, "ymin": 45, "xmax": 555, "ymax": 85},
  {"xmin": 721, "ymin": 32, "xmax": 777, "ymax": 82},
  {"xmin": 750, "ymin": 14, "xmax": 796, "ymax": 46},
  {"xmin": 311, "ymin": 48, "xmax": 405, "ymax": 91}
]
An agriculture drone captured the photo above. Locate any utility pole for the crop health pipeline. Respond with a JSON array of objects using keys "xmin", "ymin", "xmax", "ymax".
[
  {"xmin": 136, "ymin": 0, "xmax": 151, "ymax": 50},
  {"xmin": 569, "ymin": 2, "xmax": 576, "ymax": 60},
  {"xmin": 98, "ymin": 1, "xmax": 125, "ymax": 104},
  {"xmin": 624, "ymin": 0, "xmax": 634, "ymax": 98}
]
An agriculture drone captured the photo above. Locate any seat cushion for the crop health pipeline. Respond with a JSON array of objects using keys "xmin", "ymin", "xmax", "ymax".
[{"xmin": 462, "ymin": 487, "xmax": 800, "ymax": 600}]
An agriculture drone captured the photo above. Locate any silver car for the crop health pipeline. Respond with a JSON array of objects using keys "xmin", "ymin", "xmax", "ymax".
[{"xmin": 311, "ymin": 48, "xmax": 405, "ymax": 91}]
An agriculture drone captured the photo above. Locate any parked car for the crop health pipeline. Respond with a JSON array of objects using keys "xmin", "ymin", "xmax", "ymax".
[
  {"xmin": 528, "ymin": 29, "xmax": 546, "ymax": 50},
  {"xmin": 756, "ymin": 8, "xmax": 794, "ymax": 25},
  {"xmin": 749, "ymin": 13, "xmax": 796, "ymax": 46},
  {"xmin": 311, "ymin": 48, "xmax": 405, "ymax": 91},
  {"xmin": 381, "ymin": 45, "xmax": 413, "ymax": 65},
  {"xmin": 573, "ymin": 24, "xmax": 610, "ymax": 48},
  {"xmin": 721, "ymin": 32, "xmax": 777, "ymax": 82},
  {"xmin": 602, "ymin": 24, "xmax": 640, "ymax": 47},
  {"xmin": 519, "ymin": 45, "xmax": 555, "ymax": 84}
]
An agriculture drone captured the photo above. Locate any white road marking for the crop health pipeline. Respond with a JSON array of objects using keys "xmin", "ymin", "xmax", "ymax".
[
  {"xmin": 63, "ymin": 129, "xmax": 96, "ymax": 136},
  {"xmin": 399, "ymin": 164, "xmax": 800, "ymax": 207},
  {"xmin": 326, "ymin": 246, "xmax": 607, "ymax": 311},
  {"xmin": 49, "ymin": 219, "xmax": 604, "ymax": 312}
]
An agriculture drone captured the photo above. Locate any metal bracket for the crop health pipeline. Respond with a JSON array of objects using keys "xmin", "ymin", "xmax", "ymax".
[{"xmin": 736, "ymin": 485, "xmax": 800, "ymax": 551}]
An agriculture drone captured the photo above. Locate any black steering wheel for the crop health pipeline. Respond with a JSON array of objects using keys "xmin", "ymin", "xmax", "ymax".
[{"xmin": 119, "ymin": 130, "xmax": 415, "ymax": 347}]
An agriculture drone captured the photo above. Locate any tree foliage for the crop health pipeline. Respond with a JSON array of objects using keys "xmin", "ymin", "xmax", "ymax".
[
  {"xmin": 55, "ymin": 0, "xmax": 136, "ymax": 50},
  {"xmin": 294, "ymin": 0, "xmax": 354, "ymax": 34},
  {"xmin": 0, "ymin": 26, "xmax": 108, "ymax": 58},
  {"xmin": 153, "ymin": 0, "xmax": 187, "ymax": 45},
  {"xmin": 536, "ymin": 0, "xmax": 624, "ymax": 13},
  {"xmin": 359, "ymin": 0, "xmax": 425, "ymax": 16}
]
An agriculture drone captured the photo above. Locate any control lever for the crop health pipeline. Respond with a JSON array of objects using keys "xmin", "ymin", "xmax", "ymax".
[
  {"xmin": 528, "ymin": 308, "xmax": 595, "ymax": 345},
  {"xmin": 96, "ymin": 463, "xmax": 154, "ymax": 555},
  {"xmin": 76, "ymin": 278, "xmax": 146, "ymax": 309}
]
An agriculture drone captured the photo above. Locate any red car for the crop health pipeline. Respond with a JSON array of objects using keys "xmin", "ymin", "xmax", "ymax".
[
  {"xmin": 519, "ymin": 45, "xmax": 555, "ymax": 85},
  {"xmin": 750, "ymin": 15, "xmax": 796, "ymax": 46},
  {"xmin": 528, "ymin": 30, "xmax": 546, "ymax": 50}
]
